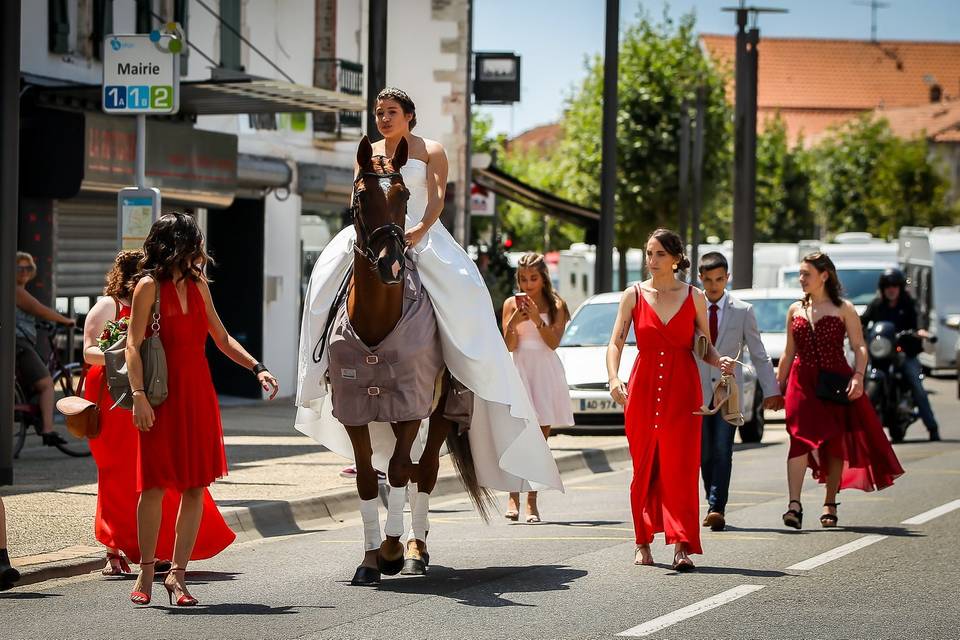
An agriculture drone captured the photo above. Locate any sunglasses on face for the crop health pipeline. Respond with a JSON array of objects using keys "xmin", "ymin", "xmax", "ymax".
[{"xmin": 16, "ymin": 265, "xmax": 36, "ymax": 272}]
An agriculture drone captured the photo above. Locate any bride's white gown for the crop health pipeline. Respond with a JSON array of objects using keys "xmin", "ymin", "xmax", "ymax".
[{"xmin": 295, "ymin": 158, "xmax": 563, "ymax": 492}]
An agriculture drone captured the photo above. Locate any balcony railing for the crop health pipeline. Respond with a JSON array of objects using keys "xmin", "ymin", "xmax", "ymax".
[{"xmin": 314, "ymin": 58, "xmax": 364, "ymax": 137}]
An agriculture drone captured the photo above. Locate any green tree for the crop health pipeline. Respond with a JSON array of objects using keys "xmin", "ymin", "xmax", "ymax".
[
  {"xmin": 754, "ymin": 115, "xmax": 814, "ymax": 242},
  {"xmin": 554, "ymin": 10, "xmax": 732, "ymax": 288},
  {"xmin": 810, "ymin": 116, "xmax": 953, "ymax": 238}
]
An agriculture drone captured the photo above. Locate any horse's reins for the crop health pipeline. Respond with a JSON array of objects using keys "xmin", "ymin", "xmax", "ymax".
[{"xmin": 311, "ymin": 165, "xmax": 409, "ymax": 365}]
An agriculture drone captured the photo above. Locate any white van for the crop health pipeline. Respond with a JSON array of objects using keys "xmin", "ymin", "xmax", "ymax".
[{"xmin": 899, "ymin": 226, "xmax": 960, "ymax": 370}]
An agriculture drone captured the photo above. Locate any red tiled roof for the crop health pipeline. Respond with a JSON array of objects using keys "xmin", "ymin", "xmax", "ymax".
[
  {"xmin": 876, "ymin": 99, "xmax": 960, "ymax": 142},
  {"xmin": 507, "ymin": 123, "xmax": 563, "ymax": 155},
  {"xmin": 701, "ymin": 34, "xmax": 960, "ymax": 143}
]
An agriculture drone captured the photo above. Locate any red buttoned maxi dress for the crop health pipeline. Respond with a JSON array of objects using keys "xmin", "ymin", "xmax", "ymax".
[{"xmin": 624, "ymin": 285, "xmax": 703, "ymax": 554}]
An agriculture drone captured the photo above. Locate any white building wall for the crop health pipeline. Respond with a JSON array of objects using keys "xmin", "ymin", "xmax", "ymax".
[{"xmin": 263, "ymin": 193, "xmax": 302, "ymax": 398}]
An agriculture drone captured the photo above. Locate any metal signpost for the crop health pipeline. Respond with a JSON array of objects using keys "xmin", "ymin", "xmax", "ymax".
[{"xmin": 102, "ymin": 27, "xmax": 181, "ymax": 246}]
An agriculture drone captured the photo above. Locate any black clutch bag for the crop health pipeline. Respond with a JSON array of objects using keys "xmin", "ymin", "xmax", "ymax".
[{"xmin": 815, "ymin": 370, "xmax": 851, "ymax": 405}]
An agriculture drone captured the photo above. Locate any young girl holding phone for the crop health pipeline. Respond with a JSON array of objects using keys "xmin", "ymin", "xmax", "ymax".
[{"xmin": 501, "ymin": 253, "xmax": 574, "ymax": 522}]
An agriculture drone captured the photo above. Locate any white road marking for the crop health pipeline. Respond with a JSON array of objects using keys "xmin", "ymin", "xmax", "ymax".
[
  {"xmin": 618, "ymin": 585, "xmax": 765, "ymax": 637},
  {"xmin": 901, "ymin": 499, "xmax": 960, "ymax": 525},
  {"xmin": 786, "ymin": 534, "xmax": 887, "ymax": 571}
]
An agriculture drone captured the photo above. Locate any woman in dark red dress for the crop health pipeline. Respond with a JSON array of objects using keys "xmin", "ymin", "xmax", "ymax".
[
  {"xmin": 81, "ymin": 250, "xmax": 235, "ymax": 576},
  {"xmin": 607, "ymin": 229, "xmax": 735, "ymax": 571},
  {"xmin": 125, "ymin": 213, "xmax": 279, "ymax": 606},
  {"xmin": 777, "ymin": 252, "xmax": 904, "ymax": 530}
]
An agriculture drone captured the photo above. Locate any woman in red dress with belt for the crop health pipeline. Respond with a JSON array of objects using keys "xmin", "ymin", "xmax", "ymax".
[
  {"xmin": 607, "ymin": 229, "xmax": 735, "ymax": 571},
  {"xmin": 81, "ymin": 250, "xmax": 235, "ymax": 576},
  {"xmin": 125, "ymin": 213, "xmax": 279, "ymax": 606},
  {"xmin": 777, "ymin": 252, "xmax": 903, "ymax": 530}
]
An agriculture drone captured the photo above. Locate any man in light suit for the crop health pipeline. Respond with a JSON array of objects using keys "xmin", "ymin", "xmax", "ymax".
[{"xmin": 697, "ymin": 253, "xmax": 783, "ymax": 531}]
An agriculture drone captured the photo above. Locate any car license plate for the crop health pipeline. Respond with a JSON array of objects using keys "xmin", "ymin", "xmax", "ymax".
[{"xmin": 575, "ymin": 398, "xmax": 620, "ymax": 413}]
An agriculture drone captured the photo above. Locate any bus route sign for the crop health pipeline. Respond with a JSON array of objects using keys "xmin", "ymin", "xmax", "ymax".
[{"xmin": 102, "ymin": 31, "xmax": 181, "ymax": 115}]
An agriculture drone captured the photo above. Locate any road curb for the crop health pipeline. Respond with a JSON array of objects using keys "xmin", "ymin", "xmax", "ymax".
[{"xmin": 13, "ymin": 441, "xmax": 630, "ymax": 588}]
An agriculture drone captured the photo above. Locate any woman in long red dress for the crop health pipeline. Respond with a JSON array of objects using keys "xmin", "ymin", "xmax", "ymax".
[
  {"xmin": 777, "ymin": 252, "xmax": 904, "ymax": 530},
  {"xmin": 607, "ymin": 229, "xmax": 735, "ymax": 571},
  {"xmin": 81, "ymin": 250, "xmax": 235, "ymax": 576},
  {"xmin": 125, "ymin": 213, "xmax": 279, "ymax": 606}
]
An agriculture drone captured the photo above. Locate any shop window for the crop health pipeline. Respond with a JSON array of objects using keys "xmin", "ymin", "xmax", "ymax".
[
  {"xmin": 49, "ymin": 0, "xmax": 70, "ymax": 54},
  {"xmin": 135, "ymin": 0, "xmax": 153, "ymax": 33},
  {"xmin": 91, "ymin": 0, "xmax": 114, "ymax": 61}
]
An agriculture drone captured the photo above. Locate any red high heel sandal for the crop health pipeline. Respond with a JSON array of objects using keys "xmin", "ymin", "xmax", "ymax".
[
  {"xmin": 130, "ymin": 560, "xmax": 155, "ymax": 605},
  {"xmin": 163, "ymin": 568, "xmax": 199, "ymax": 607}
]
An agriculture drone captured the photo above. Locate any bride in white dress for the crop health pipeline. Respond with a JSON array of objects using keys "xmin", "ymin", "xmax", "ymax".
[{"xmin": 295, "ymin": 89, "xmax": 563, "ymax": 498}]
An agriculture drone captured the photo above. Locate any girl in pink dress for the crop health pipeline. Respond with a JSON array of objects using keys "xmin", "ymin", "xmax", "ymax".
[{"xmin": 502, "ymin": 253, "xmax": 574, "ymax": 523}]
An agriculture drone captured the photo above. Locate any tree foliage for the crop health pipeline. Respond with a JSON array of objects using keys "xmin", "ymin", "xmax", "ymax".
[{"xmin": 753, "ymin": 115, "xmax": 815, "ymax": 242}]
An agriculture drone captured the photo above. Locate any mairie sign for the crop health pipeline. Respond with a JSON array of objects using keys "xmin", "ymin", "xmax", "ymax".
[{"xmin": 102, "ymin": 31, "xmax": 181, "ymax": 115}]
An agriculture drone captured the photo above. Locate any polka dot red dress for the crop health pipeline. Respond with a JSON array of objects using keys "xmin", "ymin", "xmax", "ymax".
[{"xmin": 785, "ymin": 314, "xmax": 904, "ymax": 491}]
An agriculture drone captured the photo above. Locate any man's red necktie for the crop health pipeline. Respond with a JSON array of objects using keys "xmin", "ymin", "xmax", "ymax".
[{"xmin": 709, "ymin": 303, "xmax": 719, "ymax": 345}]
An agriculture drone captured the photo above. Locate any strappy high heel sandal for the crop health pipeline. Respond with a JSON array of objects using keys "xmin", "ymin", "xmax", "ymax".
[
  {"xmin": 163, "ymin": 567, "xmax": 198, "ymax": 607},
  {"xmin": 782, "ymin": 500, "xmax": 803, "ymax": 530},
  {"xmin": 634, "ymin": 545, "xmax": 654, "ymax": 566},
  {"xmin": 102, "ymin": 552, "xmax": 130, "ymax": 577},
  {"xmin": 130, "ymin": 560, "xmax": 155, "ymax": 605},
  {"xmin": 672, "ymin": 546, "xmax": 695, "ymax": 572},
  {"xmin": 820, "ymin": 502, "xmax": 840, "ymax": 528}
]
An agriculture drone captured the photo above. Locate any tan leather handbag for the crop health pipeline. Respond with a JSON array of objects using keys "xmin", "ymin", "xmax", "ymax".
[
  {"xmin": 56, "ymin": 368, "xmax": 103, "ymax": 439},
  {"xmin": 104, "ymin": 282, "xmax": 168, "ymax": 410}
]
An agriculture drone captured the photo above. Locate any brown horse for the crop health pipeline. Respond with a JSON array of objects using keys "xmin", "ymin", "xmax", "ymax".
[{"xmin": 341, "ymin": 136, "xmax": 492, "ymax": 586}]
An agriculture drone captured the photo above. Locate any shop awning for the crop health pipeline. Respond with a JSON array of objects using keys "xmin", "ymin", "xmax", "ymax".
[
  {"xmin": 472, "ymin": 164, "xmax": 599, "ymax": 228},
  {"xmin": 30, "ymin": 77, "xmax": 365, "ymax": 116}
]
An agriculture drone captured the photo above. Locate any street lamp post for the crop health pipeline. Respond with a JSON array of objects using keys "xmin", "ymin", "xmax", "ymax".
[
  {"xmin": 596, "ymin": 0, "xmax": 619, "ymax": 294},
  {"xmin": 366, "ymin": 0, "xmax": 388, "ymax": 142}
]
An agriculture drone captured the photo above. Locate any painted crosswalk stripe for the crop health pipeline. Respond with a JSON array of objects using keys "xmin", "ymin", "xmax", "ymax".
[
  {"xmin": 901, "ymin": 499, "xmax": 960, "ymax": 525},
  {"xmin": 786, "ymin": 534, "xmax": 887, "ymax": 571},
  {"xmin": 618, "ymin": 585, "xmax": 765, "ymax": 637}
]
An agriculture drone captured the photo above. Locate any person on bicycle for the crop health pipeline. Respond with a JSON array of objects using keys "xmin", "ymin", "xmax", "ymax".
[
  {"xmin": 14, "ymin": 251, "xmax": 75, "ymax": 447},
  {"xmin": 860, "ymin": 268, "xmax": 940, "ymax": 441}
]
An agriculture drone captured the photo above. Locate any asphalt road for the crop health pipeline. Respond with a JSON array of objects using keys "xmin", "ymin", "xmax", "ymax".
[{"xmin": 2, "ymin": 377, "xmax": 958, "ymax": 640}]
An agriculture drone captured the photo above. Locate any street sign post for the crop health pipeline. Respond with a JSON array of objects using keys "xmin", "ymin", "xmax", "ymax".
[
  {"xmin": 103, "ymin": 26, "xmax": 180, "ymax": 248},
  {"xmin": 102, "ymin": 31, "xmax": 181, "ymax": 115}
]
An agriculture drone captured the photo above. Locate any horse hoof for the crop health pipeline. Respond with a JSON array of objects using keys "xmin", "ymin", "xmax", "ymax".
[
  {"xmin": 401, "ymin": 558, "xmax": 427, "ymax": 576},
  {"xmin": 350, "ymin": 565, "xmax": 381, "ymax": 586},
  {"xmin": 377, "ymin": 553, "xmax": 404, "ymax": 576}
]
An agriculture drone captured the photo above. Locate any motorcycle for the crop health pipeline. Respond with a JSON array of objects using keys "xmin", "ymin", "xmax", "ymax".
[{"xmin": 865, "ymin": 321, "xmax": 936, "ymax": 443}]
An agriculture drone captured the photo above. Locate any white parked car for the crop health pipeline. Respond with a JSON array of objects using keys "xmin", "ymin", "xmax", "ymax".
[
  {"xmin": 729, "ymin": 288, "xmax": 803, "ymax": 369},
  {"xmin": 556, "ymin": 292, "xmax": 759, "ymax": 435}
]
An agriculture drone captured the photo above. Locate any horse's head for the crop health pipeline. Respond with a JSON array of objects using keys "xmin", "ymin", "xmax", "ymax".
[{"xmin": 352, "ymin": 136, "xmax": 410, "ymax": 285}]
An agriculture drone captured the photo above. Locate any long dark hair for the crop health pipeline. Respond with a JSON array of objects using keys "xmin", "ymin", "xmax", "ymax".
[
  {"xmin": 647, "ymin": 228, "xmax": 691, "ymax": 276},
  {"xmin": 516, "ymin": 252, "xmax": 567, "ymax": 325},
  {"xmin": 136, "ymin": 212, "xmax": 213, "ymax": 284},
  {"xmin": 376, "ymin": 87, "xmax": 417, "ymax": 130},
  {"xmin": 802, "ymin": 251, "xmax": 844, "ymax": 307}
]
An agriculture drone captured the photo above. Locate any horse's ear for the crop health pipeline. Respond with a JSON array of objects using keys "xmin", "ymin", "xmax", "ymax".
[
  {"xmin": 391, "ymin": 136, "xmax": 408, "ymax": 170},
  {"xmin": 357, "ymin": 136, "xmax": 373, "ymax": 169}
]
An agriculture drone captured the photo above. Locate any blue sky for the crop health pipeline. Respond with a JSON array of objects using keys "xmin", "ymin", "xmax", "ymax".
[{"xmin": 473, "ymin": 0, "xmax": 960, "ymax": 137}]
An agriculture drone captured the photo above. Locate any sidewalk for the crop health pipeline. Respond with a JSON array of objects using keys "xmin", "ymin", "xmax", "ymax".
[{"xmin": 2, "ymin": 400, "xmax": 635, "ymax": 587}]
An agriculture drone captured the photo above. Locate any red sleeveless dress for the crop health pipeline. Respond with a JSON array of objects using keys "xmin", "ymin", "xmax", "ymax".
[
  {"xmin": 138, "ymin": 279, "xmax": 229, "ymax": 492},
  {"xmin": 85, "ymin": 299, "xmax": 235, "ymax": 562},
  {"xmin": 624, "ymin": 285, "xmax": 704, "ymax": 554},
  {"xmin": 785, "ymin": 314, "xmax": 904, "ymax": 491}
]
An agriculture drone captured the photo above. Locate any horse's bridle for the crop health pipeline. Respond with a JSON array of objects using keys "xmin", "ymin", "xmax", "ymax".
[{"xmin": 350, "ymin": 169, "xmax": 408, "ymax": 269}]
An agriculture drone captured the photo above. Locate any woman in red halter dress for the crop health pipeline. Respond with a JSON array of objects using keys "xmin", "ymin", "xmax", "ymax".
[
  {"xmin": 125, "ymin": 213, "xmax": 279, "ymax": 607},
  {"xmin": 81, "ymin": 250, "xmax": 235, "ymax": 577},
  {"xmin": 778, "ymin": 252, "xmax": 903, "ymax": 530},
  {"xmin": 607, "ymin": 229, "xmax": 736, "ymax": 571}
]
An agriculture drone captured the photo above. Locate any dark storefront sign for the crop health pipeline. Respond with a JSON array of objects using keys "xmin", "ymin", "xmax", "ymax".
[{"xmin": 21, "ymin": 108, "xmax": 238, "ymax": 207}]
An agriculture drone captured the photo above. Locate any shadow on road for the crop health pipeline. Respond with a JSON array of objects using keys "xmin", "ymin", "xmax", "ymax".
[
  {"xmin": 373, "ymin": 564, "xmax": 587, "ymax": 607},
  {"xmin": 545, "ymin": 520, "xmax": 627, "ymax": 528},
  {"xmin": 675, "ymin": 565, "xmax": 791, "ymax": 578},
  {"xmin": 840, "ymin": 525, "xmax": 924, "ymax": 538},
  {"xmin": 0, "ymin": 591, "xmax": 64, "ymax": 600},
  {"xmin": 157, "ymin": 603, "xmax": 320, "ymax": 616}
]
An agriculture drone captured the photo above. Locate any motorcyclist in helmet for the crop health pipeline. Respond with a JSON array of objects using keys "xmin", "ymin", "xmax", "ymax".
[{"xmin": 860, "ymin": 268, "xmax": 940, "ymax": 441}]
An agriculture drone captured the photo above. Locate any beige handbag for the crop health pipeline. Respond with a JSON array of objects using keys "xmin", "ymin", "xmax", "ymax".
[
  {"xmin": 104, "ymin": 282, "xmax": 168, "ymax": 410},
  {"xmin": 56, "ymin": 368, "xmax": 104, "ymax": 439}
]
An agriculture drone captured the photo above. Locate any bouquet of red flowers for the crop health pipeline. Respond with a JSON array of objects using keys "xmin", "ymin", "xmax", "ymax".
[{"xmin": 97, "ymin": 316, "xmax": 129, "ymax": 351}]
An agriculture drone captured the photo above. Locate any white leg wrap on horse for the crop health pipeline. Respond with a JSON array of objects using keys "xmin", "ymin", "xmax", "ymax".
[
  {"xmin": 406, "ymin": 483, "xmax": 419, "ymax": 541},
  {"xmin": 360, "ymin": 498, "xmax": 382, "ymax": 552},
  {"xmin": 411, "ymin": 492, "xmax": 430, "ymax": 541},
  {"xmin": 384, "ymin": 485, "xmax": 407, "ymax": 538}
]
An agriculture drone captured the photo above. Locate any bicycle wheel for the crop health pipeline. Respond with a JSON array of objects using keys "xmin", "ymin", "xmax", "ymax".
[
  {"xmin": 12, "ymin": 382, "xmax": 30, "ymax": 459},
  {"xmin": 51, "ymin": 363, "xmax": 92, "ymax": 457}
]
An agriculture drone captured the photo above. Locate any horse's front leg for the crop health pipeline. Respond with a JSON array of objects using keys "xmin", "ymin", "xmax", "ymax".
[
  {"xmin": 379, "ymin": 419, "xmax": 420, "ymax": 575},
  {"xmin": 402, "ymin": 410, "xmax": 451, "ymax": 576},
  {"xmin": 345, "ymin": 424, "xmax": 381, "ymax": 586}
]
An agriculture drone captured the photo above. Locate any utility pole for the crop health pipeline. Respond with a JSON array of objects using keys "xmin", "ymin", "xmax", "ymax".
[
  {"xmin": 690, "ymin": 85, "xmax": 706, "ymax": 284},
  {"xmin": 366, "ymin": 0, "xmax": 388, "ymax": 141},
  {"xmin": 723, "ymin": 4, "xmax": 785, "ymax": 290},
  {"xmin": 853, "ymin": 0, "xmax": 890, "ymax": 43},
  {"xmin": 596, "ymin": 0, "xmax": 619, "ymax": 294},
  {"xmin": 0, "ymin": 1, "xmax": 21, "ymax": 485},
  {"xmin": 459, "ymin": 0, "xmax": 474, "ymax": 248},
  {"xmin": 678, "ymin": 100, "xmax": 691, "ymax": 247}
]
